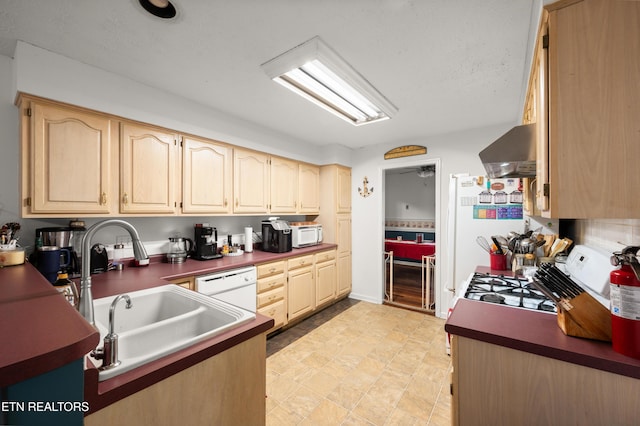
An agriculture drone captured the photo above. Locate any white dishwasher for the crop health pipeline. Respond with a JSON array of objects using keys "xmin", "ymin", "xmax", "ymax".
[{"xmin": 194, "ymin": 266, "xmax": 257, "ymax": 312}]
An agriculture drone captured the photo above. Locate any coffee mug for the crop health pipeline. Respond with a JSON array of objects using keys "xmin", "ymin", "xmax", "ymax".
[{"xmin": 37, "ymin": 246, "xmax": 71, "ymax": 283}]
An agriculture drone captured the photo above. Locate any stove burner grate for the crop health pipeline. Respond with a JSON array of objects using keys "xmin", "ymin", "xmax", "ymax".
[
  {"xmin": 479, "ymin": 293, "xmax": 505, "ymax": 304},
  {"xmin": 464, "ymin": 272, "xmax": 556, "ymax": 313}
]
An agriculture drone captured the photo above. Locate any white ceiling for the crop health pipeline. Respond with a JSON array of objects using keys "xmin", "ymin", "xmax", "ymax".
[{"xmin": 0, "ymin": 0, "xmax": 537, "ymax": 149}]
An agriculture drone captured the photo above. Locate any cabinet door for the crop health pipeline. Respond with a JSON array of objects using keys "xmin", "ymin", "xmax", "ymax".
[
  {"xmin": 540, "ymin": 1, "xmax": 640, "ymax": 218},
  {"xmin": 337, "ymin": 253, "xmax": 352, "ymax": 297},
  {"xmin": 182, "ymin": 136, "xmax": 232, "ymax": 213},
  {"xmin": 336, "ymin": 214, "xmax": 352, "ymax": 255},
  {"xmin": 120, "ymin": 122, "xmax": 178, "ymax": 214},
  {"xmin": 316, "ymin": 259, "xmax": 336, "ymax": 307},
  {"xmin": 233, "ymin": 148, "xmax": 269, "ymax": 213},
  {"xmin": 29, "ymin": 102, "xmax": 113, "ymax": 214},
  {"xmin": 270, "ymin": 156, "xmax": 298, "ymax": 213},
  {"xmin": 298, "ymin": 163, "xmax": 320, "ymax": 214},
  {"xmin": 337, "ymin": 166, "xmax": 352, "ymax": 213},
  {"xmin": 288, "ymin": 265, "xmax": 314, "ymax": 321}
]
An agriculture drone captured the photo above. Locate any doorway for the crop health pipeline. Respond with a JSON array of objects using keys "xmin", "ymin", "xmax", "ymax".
[{"xmin": 383, "ymin": 163, "xmax": 438, "ymax": 313}]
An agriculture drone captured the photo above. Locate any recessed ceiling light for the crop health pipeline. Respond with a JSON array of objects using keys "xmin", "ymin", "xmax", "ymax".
[
  {"xmin": 139, "ymin": 0, "xmax": 177, "ymax": 19},
  {"xmin": 261, "ymin": 37, "xmax": 398, "ymax": 126}
]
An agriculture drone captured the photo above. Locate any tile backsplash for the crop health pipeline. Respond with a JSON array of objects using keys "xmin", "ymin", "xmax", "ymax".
[{"xmin": 574, "ymin": 219, "xmax": 640, "ymax": 254}]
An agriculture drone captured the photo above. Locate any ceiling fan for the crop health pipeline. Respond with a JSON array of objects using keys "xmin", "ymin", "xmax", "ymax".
[{"xmin": 400, "ymin": 165, "xmax": 436, "ymax": 178}]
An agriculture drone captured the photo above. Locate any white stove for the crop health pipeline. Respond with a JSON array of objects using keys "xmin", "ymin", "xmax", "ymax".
[{"xmin": 445, "ymin": 244, "xmax": 615, "ymax": 354}]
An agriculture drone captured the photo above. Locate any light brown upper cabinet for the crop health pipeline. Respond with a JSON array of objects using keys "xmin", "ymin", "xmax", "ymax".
[
  {"xmin": 19, "ymin": 96, "xmax": 115, "ymax": 216},
  {"xmin": 526, "ymin": 0, "xmax": 640, "ymax": 218},
  {"xmin": 298, "ymin": 163, "xmax": 320, "ymax": 214},
  {"xmin": 120, "ymin": 122, "xmax": 178, "ymax": 214},
  {"xmin": 181, "ymin": 136, "xmax": 232, "ymax": 214},
  {"xmin": 270, "ymin": 156, "xmax": 298, "ymax": 214},
  {"xmin": 17, "ymin": 96, "xmax": 325, "ymax": 218},
  {"xmin": 233, "ymin": 148, "xmax": 270, "ymax": 213}
]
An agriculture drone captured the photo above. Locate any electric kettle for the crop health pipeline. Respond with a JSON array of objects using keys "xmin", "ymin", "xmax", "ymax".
[{"xmin": 166, "ymin": 237, "xmax": 194, "ymax": 263}]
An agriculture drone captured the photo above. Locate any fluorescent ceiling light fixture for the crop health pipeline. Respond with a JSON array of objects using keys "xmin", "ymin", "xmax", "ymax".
[{"xmin": 261, "ymin": 37, "xmax": 398, "ymax": 126}]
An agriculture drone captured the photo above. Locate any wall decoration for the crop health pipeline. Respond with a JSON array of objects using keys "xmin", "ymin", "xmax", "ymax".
[
  {"xmin": 384, "ymin": 145, "xmax": 427, "ymax": 159},
  {"xmin": 358, "ymin": 176, "xmax": 374, "ymax": 198}
]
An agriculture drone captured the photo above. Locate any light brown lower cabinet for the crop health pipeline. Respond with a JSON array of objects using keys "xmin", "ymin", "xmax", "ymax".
[
  {"xmin": 84, "ymin": 333, "xmax": 266, "ymax": 425},
  {"xmin": 315, "ymin": 251, "xmax": 337, "ymax": 308},
  {"xmin": 451, "ymin": 335, "xmax": 640, "ymax": 425},
  {"xmin": 167, "ymin": 276, "xmax": 194, "ymax": 290},
  {"xmin": 287, "ymin": 262, "xmax": 315, "ymax": 322},
  {"xmin": 256, "ymin": 259, "xmax": 287, "ymax": 333}
]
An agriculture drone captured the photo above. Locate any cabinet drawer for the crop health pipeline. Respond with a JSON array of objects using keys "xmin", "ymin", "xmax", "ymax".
[
  {"xmin": 257, "ymin": 286, "xmax": 285, "ymax": 308},
  {"xmin": 258, "ymin": 299, "xmax": 286, "ymax": 330},
  {"xmin": 315, "ymin": 250, "xmax": 336, "ymax": 263},
  {"xmin": 257, "ymin": 261, "xmax": 286, "ymax": 278},
  {"xmin": 287, "ymin": 254, "xmax": 314, "ymax": 270},
  {"xmin": 257, "ymin": 273, "xmax": 285, "ymax": 293}
]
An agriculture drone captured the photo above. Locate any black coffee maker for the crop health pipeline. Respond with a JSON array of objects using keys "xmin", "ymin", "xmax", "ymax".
[
  {"xmin": 262, "ymin": 218, "xmax": 292, "ymax": 253},
  {"xmin": 193, "ymin": 224, "xmax": 222, "ymax": 260}
]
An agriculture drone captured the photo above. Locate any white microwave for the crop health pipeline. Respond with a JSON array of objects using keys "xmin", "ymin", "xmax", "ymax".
[{"xmin": 290, "ymin": 223, "xmax": 323, "ymax": 248}]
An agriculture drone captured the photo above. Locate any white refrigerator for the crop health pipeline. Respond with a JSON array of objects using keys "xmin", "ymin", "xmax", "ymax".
[{"xmin": 444, "ymin": 174, "xmax": 526, "ymax": 299}]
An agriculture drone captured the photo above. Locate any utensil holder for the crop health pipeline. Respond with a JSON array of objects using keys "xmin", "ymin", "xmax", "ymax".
[
  {"xmin": 556, "ymin": 292, "xmax": 612, "ymax": 342},
  {"xmin": 490, "ymin": 253, "xmax": 507, "ymax": 270}
]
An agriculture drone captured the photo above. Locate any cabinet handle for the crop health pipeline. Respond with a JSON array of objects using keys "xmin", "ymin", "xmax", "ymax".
[
  {"xmin": 123, "ymin": 193, "xmax": 129, "ymax": 205},
  {"xmin": 224, "ymin": 198, "xmax": 228, "ymax": 207},
  {"xmin": 100, "ymin": 192, "xmax": 107, "ymax": 205},
  {"xmin": 235, "ymin": 198, "xmax": 239, "ymax": 207},
  {"xmin": 269, "ymin": 267, "xmax": 276, "ymax": 272}
]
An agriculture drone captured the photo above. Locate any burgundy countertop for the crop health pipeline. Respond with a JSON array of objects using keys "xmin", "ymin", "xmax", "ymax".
[
  {"xmin": 87, "ymin": 244, "xmax": 337, "ymax": 298},
  {"xmin": 83, "ymin": 245, "xmax": 335, "ymax": 412},
  {"xmin": 0, "ymin": 263, "xmax": 99, "ymax": 387},
  {"xmin": 2, "ymin": 244, "xmax": 335, "ymax": 411},
  {"xmin": 85, "ymin": 313, "xmax": 273, "ymax": 413},
  {"xmin": 445, "ymin": 299, "xmax": 640, "ymax": 379}
]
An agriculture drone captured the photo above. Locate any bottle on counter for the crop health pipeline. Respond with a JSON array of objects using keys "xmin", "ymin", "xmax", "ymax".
[
  {"xmin": 112, "ymin": 243, "xmax": 125, "ymax": 270},
  {"xmin": 53, "ymin": 270, "xmax": 79, "ymax": 310}
]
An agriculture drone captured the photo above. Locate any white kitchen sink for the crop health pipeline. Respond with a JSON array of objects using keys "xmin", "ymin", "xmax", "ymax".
[{"xmin": 89, "ymin": 284, "xmax": 255, "ymax": 381}]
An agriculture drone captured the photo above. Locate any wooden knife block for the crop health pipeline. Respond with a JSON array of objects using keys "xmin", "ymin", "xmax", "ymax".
[{"xmin": 556, "ymin": 292, "xmax": 612, "ymax": 342}]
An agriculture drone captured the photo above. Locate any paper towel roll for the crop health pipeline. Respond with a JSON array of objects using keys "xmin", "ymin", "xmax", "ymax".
[{"xmin": 244, "ymin": 227, "xmax": 253, "ymax": 252}]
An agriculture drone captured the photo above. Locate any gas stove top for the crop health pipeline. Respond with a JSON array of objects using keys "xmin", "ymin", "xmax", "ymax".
[{"xmin": 463, "ymin": 272, "xmax": 556, "ymax": 313}]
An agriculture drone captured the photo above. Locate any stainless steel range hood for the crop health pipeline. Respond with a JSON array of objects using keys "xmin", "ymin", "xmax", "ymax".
[{"xmin": 479, "ymin": 123, "xmax": 537, "ymax": 178}]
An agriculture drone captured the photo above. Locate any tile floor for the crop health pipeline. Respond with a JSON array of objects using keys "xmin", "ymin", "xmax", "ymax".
[{"xmin": 266, "ymin": 298, "xmax": 452, "ymax": 425}]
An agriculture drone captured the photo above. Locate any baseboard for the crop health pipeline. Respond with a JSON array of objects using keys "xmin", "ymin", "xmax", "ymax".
[{"xmin": 348, "ymin": 292, "xmax": 383, "ymax": 305}]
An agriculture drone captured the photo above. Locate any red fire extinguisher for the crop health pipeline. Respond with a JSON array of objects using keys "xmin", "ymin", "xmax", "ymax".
[{"xmin": 610, "ymin": 246, "xmax": 640, "ymax": 359}]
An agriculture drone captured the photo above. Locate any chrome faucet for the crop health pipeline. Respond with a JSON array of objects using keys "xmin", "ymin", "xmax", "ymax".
[
  {"xmin": 78, "ymin": 219, "xmax": 149, "ymax": 325},
  {"xmin": 91, "ymin": 294, "xmax": 132, "ymax": 370}
]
